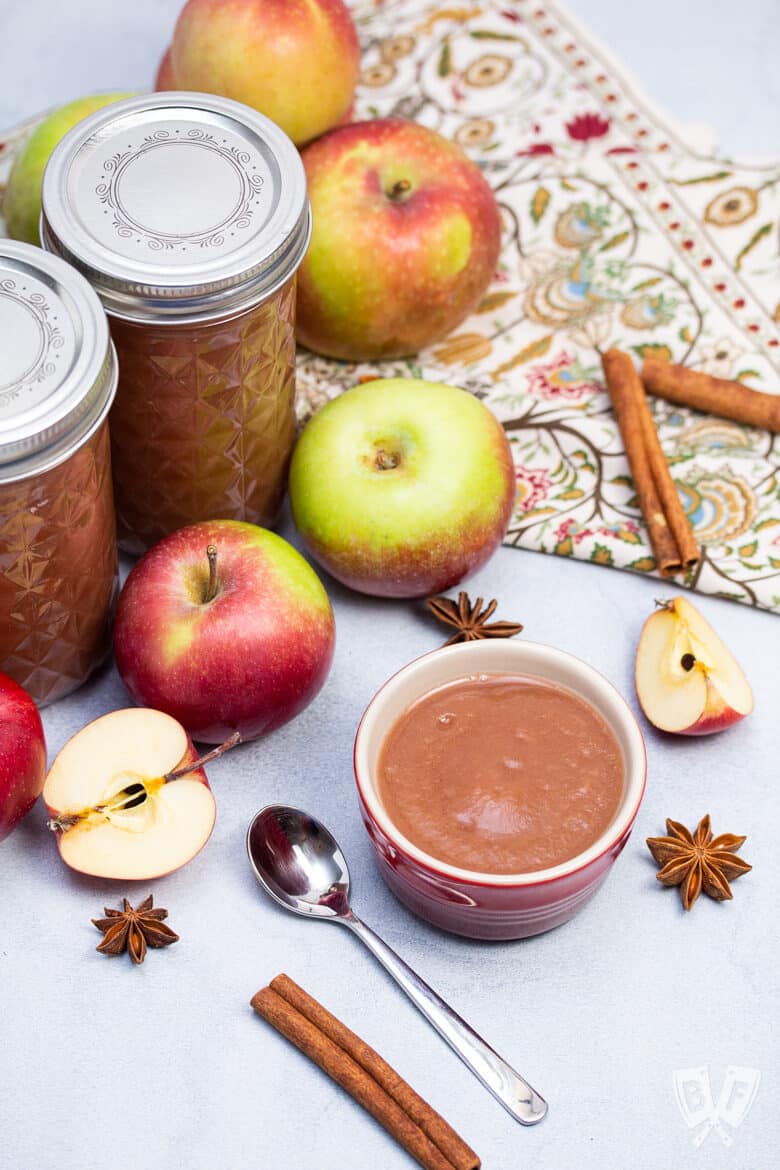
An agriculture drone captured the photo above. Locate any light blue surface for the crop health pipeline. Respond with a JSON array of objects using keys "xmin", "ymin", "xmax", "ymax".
[{"xmin": 1, "ymin": 4, "xmax": 778, "ymax": 1169}]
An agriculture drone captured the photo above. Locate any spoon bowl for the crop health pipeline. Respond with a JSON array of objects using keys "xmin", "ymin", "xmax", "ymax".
[{"xmin": 247, "ymin": 805, "xmax": 351, "ymax": 919}]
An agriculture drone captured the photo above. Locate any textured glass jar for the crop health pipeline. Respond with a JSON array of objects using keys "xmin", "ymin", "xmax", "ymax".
[
  {"xmin": 0, "ymin": 241, "xmax": 118, "ymax": 704},
  {"xmin": 41, "ymin": 93, "xmax": 310, "ymax": 553}
]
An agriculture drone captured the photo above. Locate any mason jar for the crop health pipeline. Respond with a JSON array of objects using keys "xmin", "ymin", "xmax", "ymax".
[
  {"xmin": 41, "ymin": 92, "xmax": 311, "ymax": 554},
  {"xmin": 0, "ymin": 240, "xmax": 118, "ymax": 704}
]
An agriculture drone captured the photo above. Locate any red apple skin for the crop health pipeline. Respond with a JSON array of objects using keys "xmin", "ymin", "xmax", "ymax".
[
  {"xmin": 113, "ymin": 521, "xmax": 335, "ymax": 744},
  {"xmin": 154, "ymin": 46, "xmax": 178, "ymax": 90},
  {"xmin": 674, "ymin": 687, "xmax": 746, "ymax": 737},
  {"xmin": 296, "ymin": 118, "xmax": 502, "ymax": 360},
  {"xmin": 0, "ymin": 672, "xmax": 47, "ymax": 843},
  {"xmin": 171, "ymin": 0, "xmax": 360, "ymax": 145}
]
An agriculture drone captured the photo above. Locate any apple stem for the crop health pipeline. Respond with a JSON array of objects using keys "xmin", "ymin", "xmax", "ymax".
[
  {"xmin": 48, "ymin": 813, "xmax": 79, "ymax": 832},
  {"xmin": 203, "ymin": 544, "xmax": 219, "ymax": 604},
  {"xmin": 388, "ymin": 178, "xmax": 411, "ymax": 201},
  {"xmin": 164, "ymin": 730, "xmax": 242, "ymax": 783}
]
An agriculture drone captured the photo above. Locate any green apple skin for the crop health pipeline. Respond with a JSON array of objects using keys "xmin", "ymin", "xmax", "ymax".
[
  {"xmin": 288, "ymin": 378, "xmax": 515, "ymax": 598},
  {"xmin": 171, "ymin": 0, "xmax": 359, "ymax": 146},
  {"xmin": 113, "ymin": 521, "xmax": 335, "ymax": 744},
  {"xmin": 296, "ymin": 118, "xmax": 502, "ymax": 361},
  {"xmin": 4, "ymin": 93, "xmax": 132, "ymax": 245}
]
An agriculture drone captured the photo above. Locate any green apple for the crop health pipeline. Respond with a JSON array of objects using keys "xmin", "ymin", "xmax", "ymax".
[
  {"xmin": 296, "ymin": 118, "xmax": 502, "ymax": 360},
  {"xmin": 4, "ymin": 93, "xmax": 131, "ymax": 245},
  {"xmin": 288, "ymin": 378, "xmax": 515, "ymax": 598}
]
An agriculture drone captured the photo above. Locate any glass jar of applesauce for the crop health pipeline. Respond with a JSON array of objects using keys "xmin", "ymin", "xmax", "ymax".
[
  {"xmin": 0, "ymin": 241, "xmax": 118, "ymax": 704},
  {"xmin": 40, "ymin": 92, "xmax": 311, "ymax": 554}
]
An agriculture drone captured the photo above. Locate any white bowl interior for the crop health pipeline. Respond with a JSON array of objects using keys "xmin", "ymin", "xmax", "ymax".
[{"xmin": 355, "ymin": 639, "xmax": 646, "ymax": 886}]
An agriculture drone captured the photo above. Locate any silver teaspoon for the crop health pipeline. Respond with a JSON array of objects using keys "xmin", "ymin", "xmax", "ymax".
[{"xmin": 246, "ymin": 805, "xmax": 548, "ymax": 1126}]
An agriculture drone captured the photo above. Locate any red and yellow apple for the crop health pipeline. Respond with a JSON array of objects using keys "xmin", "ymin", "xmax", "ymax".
[
  {"xmin": 114, "ymin": 520, "xmax": 335, "ymax": 743},
  {"xmin": 4, "ymin": 92, "xmax": 131, "ymax": 244},
  {"xmin": 0, "ymin": 672, "xmax": 46, "ymax": 843},
  {"xmin": 44, "ymin": 708, "xmax": 216, "ymax": 879},
  {"xmin": 288, "ymin": 377, "xmax": 515, "ymax": 597},
  {"xmin": 154, "ymin": 46, "xmax": 178, "ymax": 90},
  {"xmin": 635, "ymin": 596, "xmax": 753, "ymax": 735},
  {"xmin": 295, "ymin": 118, "xmax": 502, "ymax": 360},
  {"xmin": 170, "ymin": 0, "xmax": 360, "ymax": 145}
]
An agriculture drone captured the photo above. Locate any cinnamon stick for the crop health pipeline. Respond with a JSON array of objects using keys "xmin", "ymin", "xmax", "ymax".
[
  {"xmin": 251, "ymin": 976, "xmax": 480, "ymax": 1170},
  {"xmin": 634, "ymin": 383, "xmax": 700, "ymax": 572},
  {"xmin": 602, "ymin": 349, "xmax": 698, "ymax": 576},
  {"xmin": 642, "ymin": 358, "xmax": 780, "ymax": 433}
]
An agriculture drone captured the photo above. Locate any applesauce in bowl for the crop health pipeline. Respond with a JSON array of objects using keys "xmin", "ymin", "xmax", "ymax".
[
  {"xmin": 377, "ymin": 673, "xmax": 624, "ymax": 875},
  {"xmin": 354, "ymin": 640, "xmax": 646, "ymax": 939}
]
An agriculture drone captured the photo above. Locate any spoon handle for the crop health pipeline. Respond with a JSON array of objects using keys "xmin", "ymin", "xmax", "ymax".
[{"xmin": 344, "ymin": 913, "xmax": 547, "ymax": 1125}]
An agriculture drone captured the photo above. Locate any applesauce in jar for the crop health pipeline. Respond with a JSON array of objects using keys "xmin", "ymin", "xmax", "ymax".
[
  {"xmin": 41, "ymin": 93, "xmax": 310, "ymax": 553},
  {"xmin": 0, "ymin": 241, "xmax": 118, "ymax": 704}
]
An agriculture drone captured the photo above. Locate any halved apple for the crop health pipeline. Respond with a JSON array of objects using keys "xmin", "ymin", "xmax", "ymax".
[
  {"xmin": 635, "ymin": 596, "xmax": 753, "ymax": 735},
  {"xmin": 43, "ymin": 708, "xmax": 217, "ymax": 879}
]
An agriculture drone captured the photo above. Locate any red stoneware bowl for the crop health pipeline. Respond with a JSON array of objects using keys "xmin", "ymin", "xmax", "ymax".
[{"xmin": 354, "ymin": 640, "xmax": 647, "ymax": 940}]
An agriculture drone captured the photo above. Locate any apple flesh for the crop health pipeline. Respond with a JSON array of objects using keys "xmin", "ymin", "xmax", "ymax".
[
  {"xmin": 295, "ymin": 118, "xmax": 502, "ymax": 360},
  {"xmin": 3, "ymin": 92, "xmax": 131, "ymax": 245},
  {"xmin": 289, "ymin": 377, "xmax": 515, "ymax": 598},
  {"xmin": 171, "ymin": 0, "xmax": 360, "ymax": 146},
  {"xmin": 0, "ymin": 672, "xmax": 46, "ymax": 843},
  {"xmin": 44, "ymin": 708, "xmax": 216, "ymax": 880},
  {"xmin": 114, "ymin": 520, "xmax": 335, "ymax": 744},
  {"xmin": 635, "ymin": 596, "xmax": 753, "ymax": 735}
]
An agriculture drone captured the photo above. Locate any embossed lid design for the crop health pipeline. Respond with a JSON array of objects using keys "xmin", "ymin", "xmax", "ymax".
[
  {"xmin": 40, "ymin": 92, "xmax": 311, "ymax": 323},
  {"xmin": 0, "ymin": 240, "xmax": 117, "ymax": 484}
]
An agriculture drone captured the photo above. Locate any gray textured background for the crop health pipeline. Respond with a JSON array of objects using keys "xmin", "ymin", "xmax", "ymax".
[{"xmin": 0, "ymin": 3, "xmax": 778, "ymax": 1169}]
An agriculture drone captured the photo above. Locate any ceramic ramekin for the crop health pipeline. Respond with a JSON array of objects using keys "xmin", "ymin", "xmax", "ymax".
[{"xmin": 354, "ymin": 639, "xmax": 647, "ymax": 940}]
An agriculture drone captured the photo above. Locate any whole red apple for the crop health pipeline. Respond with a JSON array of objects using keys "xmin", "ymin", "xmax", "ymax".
[
  {"xmin": 171, "ymin": 0, "xmax": 360, "ymax": 145},
  {"xmin": 289, "ymin": 378, "xmax": 515, "ymax": 597},
  {"xmin": 114, "ymin": 521, "xmax": 335, "ymax": 744},
  {"xmin": 296, "ymin": 118, "xmax": 502, "ymax": 360},
  {"xmin": 0, "ymin": 672, "xmax": 47, "ymax": 842}
]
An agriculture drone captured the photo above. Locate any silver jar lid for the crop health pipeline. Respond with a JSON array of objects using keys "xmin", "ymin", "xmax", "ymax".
[
  {"xmin": 0, "ymin": 240, "xmax": 117, "ymax": 484},
  {"xmin": 40, "ymin": 92, "xmax": 311, "ymax": 324}
]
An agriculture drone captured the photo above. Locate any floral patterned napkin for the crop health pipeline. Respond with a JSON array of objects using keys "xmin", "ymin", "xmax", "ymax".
[
  {"xmin": 316, "ymin": 0, "xmax": 778, "ymax": 612},
  {"xmin": 2, "ymin": 0, "xmax": 778, "ymax": 610}
]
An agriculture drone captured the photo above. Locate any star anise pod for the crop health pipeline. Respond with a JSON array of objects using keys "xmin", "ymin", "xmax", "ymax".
[
  {"xmin": 646, "ymin": 815, "xmax": 751, "ymax": 911},
  {"xmin": 426, "ymin": 591, "xmax": 523, "ymax": 646},
  {"xmin": 92, "ymin": 896, "xmax": 179, "ymax": 964}
]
